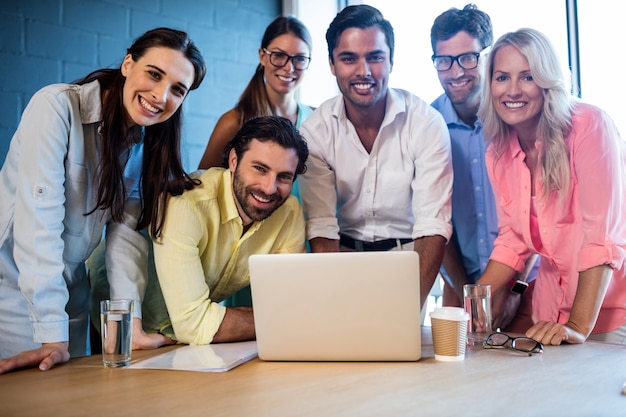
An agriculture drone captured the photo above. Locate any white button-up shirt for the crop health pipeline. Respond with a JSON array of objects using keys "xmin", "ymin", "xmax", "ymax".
[{"xmin": 299, "ymin": 88, "xmax": 453, "ymax": 243}]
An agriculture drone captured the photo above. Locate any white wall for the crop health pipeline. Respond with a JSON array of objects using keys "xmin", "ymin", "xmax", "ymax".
[
  {"xmin": 284, "ymin": 0, "xmax": 340, "ymax": 107},
  {"xmin": 289, "ymin": 0, "xmax": 625, "ymax": 136},
  {"xmin": 363, "ymin": 0, "xmax": 569, "ymax": 104}
]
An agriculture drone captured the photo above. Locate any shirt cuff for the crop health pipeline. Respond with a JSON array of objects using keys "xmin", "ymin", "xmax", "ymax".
[{"xmin": 32, "ymin": 320, "xmax": 68, "ymax": 344}]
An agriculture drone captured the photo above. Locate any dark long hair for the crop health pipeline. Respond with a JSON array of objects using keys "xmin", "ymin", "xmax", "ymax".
[
  {"xmin": 78, "ymin": 27, "xmax": 206, "ymax": 238},
  {"xmin": 236, "ymin": 16, "xmax": 312, "ymax": 123}
]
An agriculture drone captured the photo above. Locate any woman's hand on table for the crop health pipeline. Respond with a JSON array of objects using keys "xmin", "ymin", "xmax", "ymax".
[
  {"xmin": 526, "ymin": 320, "xmax": 586, "ymax": 345},
  {"xmin": 0, "ymin": 342, "xmax": 70, "ymax": 374},
  {"xmin": 131, "ymin": 318, "xmax": 175, "ymax": 350}
]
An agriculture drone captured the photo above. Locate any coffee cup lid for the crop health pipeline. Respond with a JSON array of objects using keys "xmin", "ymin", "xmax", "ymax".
[{"xmin": 430, "ymin": 306, "xmax": 469, "ymax": 321}]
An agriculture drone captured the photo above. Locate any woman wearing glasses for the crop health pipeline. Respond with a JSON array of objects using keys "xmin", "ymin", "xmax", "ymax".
[
  {"xmin": 477, "ymin": 28, "xmax": 626, "ymax": 346},
  {"xmin": 198, "ymin": 16, "xmax": 313, "ymax": 170}
]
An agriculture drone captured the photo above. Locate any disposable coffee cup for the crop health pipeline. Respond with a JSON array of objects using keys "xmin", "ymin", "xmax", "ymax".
[{"xmin": 430, "ymin": 307, "xmax": 470, "ymax": 362}]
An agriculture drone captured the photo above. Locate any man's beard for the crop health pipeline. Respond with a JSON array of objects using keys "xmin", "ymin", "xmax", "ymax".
[{"xmin": 233, "ymin": 168, "xmax": 287, "ymax": 222}]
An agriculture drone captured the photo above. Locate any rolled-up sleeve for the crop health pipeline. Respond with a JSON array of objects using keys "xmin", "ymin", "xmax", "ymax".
[
  {"xmin": 152, "ymin": 196, "xmax": 226, "ymax": 345},
  {"xmin": 410, "ymin": 112, "xmax": 453, "ymax": 242},
  {"xmin": 299, "ymin": 116, "xmax": 340, "ymax": 240},
  {"xmin": 13, "ymin": 89, "xmax": 73, "ymax": 343},
  {"xmin": 105, "ymin": 196, "xmax": 148, "ymax": 319},
  {"xmin": 573, "ymin": 108, "xmax": 626, "ymax": 271}
]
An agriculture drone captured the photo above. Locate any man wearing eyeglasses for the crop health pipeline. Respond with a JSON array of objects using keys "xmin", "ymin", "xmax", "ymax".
[
  {"xmin": 430, "ymin": 4, "xmax": 537, "ymax": 332},
  {"xmin": 298, "ymin": 4, "xmax": 453, "ymax": 311}
]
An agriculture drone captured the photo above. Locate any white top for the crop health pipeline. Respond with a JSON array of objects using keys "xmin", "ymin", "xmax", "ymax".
[{"xmin": 299, "ymin": 88, "xmax": 453, "ymax": 242}]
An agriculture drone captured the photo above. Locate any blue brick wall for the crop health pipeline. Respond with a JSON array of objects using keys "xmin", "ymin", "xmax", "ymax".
[{"xmin": 0, "ymin": 0, "xmax": 281, "ymax": 170}]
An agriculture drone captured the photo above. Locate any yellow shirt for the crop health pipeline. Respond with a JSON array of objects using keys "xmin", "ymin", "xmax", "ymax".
[{"xmin": 153, "ymin": 168, "xmax": 305, "ymax": 344}]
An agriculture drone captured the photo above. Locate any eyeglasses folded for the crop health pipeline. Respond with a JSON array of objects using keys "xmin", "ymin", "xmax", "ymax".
[{"xmin": 483, "ymin": 332, "xmax": 543, "ymax": 356}]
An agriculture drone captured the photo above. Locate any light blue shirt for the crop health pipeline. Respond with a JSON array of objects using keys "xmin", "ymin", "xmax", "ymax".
[
  {"xmin": 0, "ymin": 80, "xmax": 148, "ymax": 356},
  {"xmin": 431, "ymin": 94, "xmax": 497, "ymax": 281}
]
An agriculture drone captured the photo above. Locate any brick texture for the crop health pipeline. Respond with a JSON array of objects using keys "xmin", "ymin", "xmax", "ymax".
[{"xmin": 0, "ymin": 0, "xmax": 281, "ymax": 170}]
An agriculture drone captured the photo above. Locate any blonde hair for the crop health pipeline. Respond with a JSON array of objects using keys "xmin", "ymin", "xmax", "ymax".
[{"xmin": 478, "ymin": 28, "xmax": 575, "ymax": 194}]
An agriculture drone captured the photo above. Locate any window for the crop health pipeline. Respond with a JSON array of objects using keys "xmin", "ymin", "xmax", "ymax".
[
  {"xmin": 577, "ymin": 1, "xmax": 626, "ymax": 135},
  {"xmin": 295, "ymin": 0, "xmax": 625, "ymax": 135},
  {"xmin": 364, "ymin": 0, "xmax": 568, "ymax": 106}
]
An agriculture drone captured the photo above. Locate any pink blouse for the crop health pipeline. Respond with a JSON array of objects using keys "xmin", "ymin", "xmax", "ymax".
[{"xmin": 486, "ymin": 103, "xmax": 626, "ymax": 333}]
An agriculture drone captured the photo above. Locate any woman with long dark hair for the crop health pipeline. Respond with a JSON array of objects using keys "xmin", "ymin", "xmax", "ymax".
[
  {"xmin": 198, "ymin": 16, "xmax": 313, "ymax": 170},
  {"xmin": 0, "ymin": 27, "xmax": 206, "ymax": 373}
]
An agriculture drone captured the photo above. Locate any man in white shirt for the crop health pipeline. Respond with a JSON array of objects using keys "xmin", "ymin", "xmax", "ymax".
[{"xmin": 299, "ymin": 4, "xmax": 453, "ymax": 309}]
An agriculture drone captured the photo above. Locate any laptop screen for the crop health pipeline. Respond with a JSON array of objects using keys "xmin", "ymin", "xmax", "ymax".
[{"xmin": 249, "ymin": 251, "xmax": 421, "ymax": 361}]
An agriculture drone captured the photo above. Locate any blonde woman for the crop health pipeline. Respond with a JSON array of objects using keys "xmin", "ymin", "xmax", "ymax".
[{"xmin": 477, "ymin": 28, "xmax": 626, "ymax": 345}]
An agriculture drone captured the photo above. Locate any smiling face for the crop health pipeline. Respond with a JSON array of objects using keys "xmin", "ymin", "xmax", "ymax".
[
  {"xmin": 121, "ymin": 46, "xmax": 195, "ymax": 128},
  {"xmin": 434, "ymin": 31, "xmax": 484, "ymax": 112},
  {"xmin": 490, "ymin": 45, "xmax": 544, "ymax": 138},
  {"xmin": 229, "ymin": 139, "xmax": 298, "ymax": 226},
  {"xmin": 330, "ymin": 26, "xmax": 392, "ymax": 112},
  {"xmin": 260, "ymin": 33, "xmax": 310, "ymax": 97}
]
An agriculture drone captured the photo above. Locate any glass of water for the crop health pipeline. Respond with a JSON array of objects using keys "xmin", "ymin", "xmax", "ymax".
[
  {"xmin": 100, "ymin": 299, "xmax": 134, "ymax": 367},
  {"xmin": 463, "ymin": 284, "xmax": 492, "ymax": 345}
]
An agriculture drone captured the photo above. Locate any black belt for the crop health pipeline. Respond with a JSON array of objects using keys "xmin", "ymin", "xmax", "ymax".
[{"xmin": 339, "ymin": 234, "xmax": 413, "ymax": 252}]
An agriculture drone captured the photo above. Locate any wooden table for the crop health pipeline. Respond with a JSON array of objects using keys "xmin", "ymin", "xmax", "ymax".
[{"xmin": 1, "ymin": 328, "xmax": 624, "ymax": 417}]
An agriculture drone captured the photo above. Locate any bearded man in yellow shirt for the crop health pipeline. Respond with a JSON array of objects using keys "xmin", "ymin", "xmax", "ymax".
[
  {"xmin": 90, "ymin": 116, "xmax": 308, "ymax": 347},
  {"xmin": 152, "ymin": 116, "xmax": 308, "ymax": 344}
]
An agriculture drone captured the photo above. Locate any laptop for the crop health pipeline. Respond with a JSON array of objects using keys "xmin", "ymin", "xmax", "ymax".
[{"xmin": 248, "ymin": 251, "xmax": 421, "ymax": 361}]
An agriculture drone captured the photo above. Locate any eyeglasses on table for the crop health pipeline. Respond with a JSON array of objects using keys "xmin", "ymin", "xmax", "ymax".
[{"xmin": 483, "ymin": 332, "xmax": 543, "ymax": 356}]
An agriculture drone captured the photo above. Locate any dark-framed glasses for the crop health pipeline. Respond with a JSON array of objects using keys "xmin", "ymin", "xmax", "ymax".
[
  {"xmin": 262, "ymin": 48, "xmax": 311, "ymax": 70},
  {"xmin": 483, "ymin": 333, "xmax": 543, "ymax": 356},
  {"xmin": 431, "ymin": 48, "xmax": 488, "ymax": 72}
]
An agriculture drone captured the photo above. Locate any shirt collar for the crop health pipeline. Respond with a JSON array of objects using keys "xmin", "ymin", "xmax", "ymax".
[
  {"xmin": 435, "ymin": 94, "xmax": 482, "ymax": 131},
  {"xmin": 81, "ymin": 79, "xmax": 143, "ymax": 145},
  {"xmin": 218, "ymin": 169, "xmax": 240, "ymax": 225},
  {"xmin": 331, "ymin": 87, "xmax": 406, "ymax": 129},
  {"xmin": 381, "ymin": 88, "xmax": 405, "ymax": 127},
  {"xmin": 79, "ymin": 79, "xmax": 104, "ymax": 124},
  {"xmin": 508, "ymin": 131, "xmax": 526, "ymax": 160}
]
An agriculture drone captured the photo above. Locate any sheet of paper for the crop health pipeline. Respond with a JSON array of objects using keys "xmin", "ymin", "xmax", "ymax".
[{"xmin": 127, "ymin": 341, "xmax": 258, "ymax": 372}]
